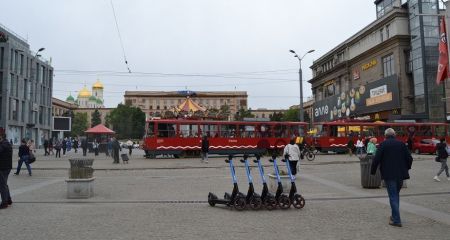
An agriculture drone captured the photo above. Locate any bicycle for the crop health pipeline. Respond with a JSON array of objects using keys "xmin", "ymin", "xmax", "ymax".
[{"xmin": 301, "ymin": 146, "xmax": 315, "ymax": 161}]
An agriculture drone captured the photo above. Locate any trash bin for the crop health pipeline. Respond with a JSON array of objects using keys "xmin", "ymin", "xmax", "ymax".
[
  {"xmin": 68, "ymin": 158, "xmax": 94, "ymax": 179},
  {"xmin": 360, "ymin": 155, "xmax": 381, "ymax": 188}
]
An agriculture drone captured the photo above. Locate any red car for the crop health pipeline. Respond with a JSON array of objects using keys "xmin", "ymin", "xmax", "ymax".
[{"xmin": 413, "ymin": 139, "xmax": 441, "ymax": 155}]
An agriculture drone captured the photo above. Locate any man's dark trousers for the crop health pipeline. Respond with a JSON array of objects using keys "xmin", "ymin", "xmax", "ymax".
[
  {"xmin": 385, "ymin": 179, "xmax": 403, "ymax": 224},
  {"xmin": 0, "ymin": 169, "xmax": 11, "ymax": 204}
]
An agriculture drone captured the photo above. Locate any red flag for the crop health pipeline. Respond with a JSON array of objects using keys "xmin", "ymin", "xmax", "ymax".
[{"xmin": 437, "ymin": 17, "xmax": 449, "ymax": 85}]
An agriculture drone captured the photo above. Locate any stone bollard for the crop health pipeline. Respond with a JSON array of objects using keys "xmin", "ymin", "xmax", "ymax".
[{"xmin": 66, "ymin": 158, "xmax": 95, "ymax": 199}]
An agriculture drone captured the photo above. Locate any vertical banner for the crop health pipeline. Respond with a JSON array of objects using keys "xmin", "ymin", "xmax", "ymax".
[{"xmin": 437, "ymin": 17, "xmax": 449, "ymax": 85}]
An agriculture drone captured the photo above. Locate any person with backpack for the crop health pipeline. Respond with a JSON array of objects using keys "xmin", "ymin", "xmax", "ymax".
[
  {"xmin": 0, "ymin": 133, "xmax": 13, "ymax": 209},
  {"xmin": 433, "ymin": 138, "xmax": 449, "ymax": 182},
  {"xmin": 14, "ymin": 139, "xmax": 32, "ymax": 176},
  {"xmin": 54, "ymin": 140, "xmax": 62, "ymax": 158}
]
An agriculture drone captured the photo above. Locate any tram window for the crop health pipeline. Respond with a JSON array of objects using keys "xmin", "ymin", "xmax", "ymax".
[
  {"xmin": 180, "ymin": 124, "xmax": 199, "ymax": 138},
  {"xmin": 347, "ymin": 126, "xmax": 360, "ymax": 137},
  {"xmin": 392, "ymin": 126, "xmax": 405, "ymax": 137},
  {"xmin": 274, "ymin": 125, "xmax": 289, "ymax": 138},
  {"xmin": 362, "ymin": 126, "xmax": 376, "ymax": 137},
  {"xmin": 157, "ymin": 123, "xmax": 176, "ymax": 138},
  {"xmin": 147, "ymin": 123, "xmax": 155, "ymax": 137},
  {"xmin": 220, "ymin": 124, "xmax": 236, "ymax": 138},
  {"xmin": 200, "ymin": 124, "xmax": 219, "ymax": 138},
  {"xmin": 239, "ymin": 125, "xmax": 255, "ymax": 138},
  {"xmin": 330, "ymin": 125, "xmax": 346, "ymax": 137},
  {"xmin": 418, "ymin": 126, "xmax": 432, "ymax": 136},
  {"xmin": 406, "ymin": 126, "xmax": 416, "ymax": 137},
  {"xmin": 434, "ymin": 125, "xmax": 446, "ymax": 137},
  {"xmin": 289, "ymin": 125, "xmax": 305, "ymax": 137},
  {"xmin": 260, "ymin": 124, "xmax": 272, "ymax": 137},
  {"xmin": 379, "ymin": 126, "xmax": 391, "ymax": 136}
]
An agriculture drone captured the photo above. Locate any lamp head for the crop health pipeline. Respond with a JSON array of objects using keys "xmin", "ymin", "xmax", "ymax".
[
  {"xmin": 289, "ymin": 49, "xmax": 296, "ymax": 54},
  {"xmin": 307, "ymin": 49, "xmax": 315, "ymax": 53},
  {"xmin": 38, "ymin": 47, "xmax": 45, "ymax": 52}
]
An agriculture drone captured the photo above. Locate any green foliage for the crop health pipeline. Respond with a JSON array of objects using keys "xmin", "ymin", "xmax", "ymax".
[
  {"xmin": 91, "ymin": 109, "xmax": 102, "ymax": 127},
  {"xmin": 71, "ymin": 112, "xmax": 89, "ymax": 137},
  {"xmin": 108, "ymin": 104, "xmax": 146, "ymax": 139},
  {"xmin": 234, "ymin": 107, "xmax": 254, "ymax": 121},
  {"xmin": 281, "ymin": 108, "xmax": 311, "ymax": 123},
  {"xmin": 104, "ymin": 114, "xmax": 111, "ymax": 128},
  {"xmin": 270, "ymin": 111, "xmax": 284, "ymax": 121}
]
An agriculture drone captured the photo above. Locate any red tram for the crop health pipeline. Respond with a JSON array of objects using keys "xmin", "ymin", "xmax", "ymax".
[
  {"xmin": 310, "ymin": 121, "xmax": 449, "ymax": 153},
  {"xmin": 142, "ymin": 119, "xmax": 308, "ymax": 158}
]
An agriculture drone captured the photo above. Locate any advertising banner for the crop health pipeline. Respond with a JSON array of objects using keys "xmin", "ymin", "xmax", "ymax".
[{"xmin": 313, "ymin": 75, "xmax": 400, "ymax": 122}]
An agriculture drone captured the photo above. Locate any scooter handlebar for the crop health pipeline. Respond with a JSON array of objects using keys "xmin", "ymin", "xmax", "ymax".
[
  {"xmin": 253, "ymin": 159, "xmax": 259, "ymax": 163},
  {"xmin": 225, "ymin": 159, "xmax": 230, "ymax": 163},
  {"xmin": 269, "ymin": 159, "xmax": 274, "ymax": 163},
  {"xmin": 281, "ymin": 159, "xmax": 287, "ymax": 162},
  {"xmin": 240, "ymin": 159, "xmax": 245, "ymax": 163}
]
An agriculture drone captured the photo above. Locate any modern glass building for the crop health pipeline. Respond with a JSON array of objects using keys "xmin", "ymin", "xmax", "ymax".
[{"xmin": 0, "ymin": 23, "xmax": 53, "ymax": 146}]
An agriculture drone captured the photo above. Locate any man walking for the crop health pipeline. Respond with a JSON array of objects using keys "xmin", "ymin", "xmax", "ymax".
[
  {"xmin": 0, "ymin": 133, "xmax": 13, "ymax": 209},
  {"xmin": 112, "ymin": 137, "xmax": 120, "ymax": 164},
  {"xmin": 81, "ymin": 137, "xmax": 88, "ymax": 156},
  {"xmin": 43, "ymin": 138, "xmax": 49, "ymax": 156},
  {"xmin": 371, "ymin": 128, "xmax": 413, "ymax": 227}
]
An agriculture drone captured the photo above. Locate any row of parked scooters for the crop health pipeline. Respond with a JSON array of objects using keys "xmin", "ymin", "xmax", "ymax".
[{"xmin": 208, "ymin": 154, "xmax": 305, "ymax": 210}]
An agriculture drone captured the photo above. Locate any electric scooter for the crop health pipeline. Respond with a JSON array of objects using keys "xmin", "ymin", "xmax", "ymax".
[
  {"xmin": 269, "ymin": 155, "xmax": 291, "ymax": 209},
  {"xmin": 208, "ymin": 155, "xmax": 246, "ymax": 210},
  {"xmin": 282, "ymin": 154, "xmax": 306, "ymax": 209},
  {"xmin": 239, "ymin": 154, "xmax": 262, "ymax": 210},
  {"xmin": 253, "ymin": 154, "xmax": 277, "ymax": 210}
]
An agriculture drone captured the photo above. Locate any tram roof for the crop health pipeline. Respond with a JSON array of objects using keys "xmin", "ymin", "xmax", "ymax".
[
  {"xmin": 146, "ymin": 119, "xmax": 308, "ymax": 125},
  {"xmin": 315, "ymin": 121, "xmax": 448, "ymax": 126}
]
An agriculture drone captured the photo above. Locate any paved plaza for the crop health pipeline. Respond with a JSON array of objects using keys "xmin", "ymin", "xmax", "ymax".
[{"xmin": 1, "ymin": 149, "xmax": 450, "ymax": 240}]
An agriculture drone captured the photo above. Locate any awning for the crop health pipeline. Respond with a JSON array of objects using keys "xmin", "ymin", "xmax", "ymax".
[{"xmin": 85, "ymin": 124, "xmax": 115, "ymax": 134}]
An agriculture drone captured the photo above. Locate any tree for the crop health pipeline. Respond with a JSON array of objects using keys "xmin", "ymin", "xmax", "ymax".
[
  {"xmin": 104, "ymin": 113, "xmax": 111, "ymax": 128},
  {"xmin": 270, "ymin": 111, "xmax": 284, "ymax": 121},
  {"xmin": 108, "ymin": 104, "xmax": 146, "ymax": 139},
  {"xmin": 234, "ymin": 107, "xmax": 254, "ymax": 121},
  {"xmin": 91, "ymin": 109, "xmax": 102, "ymax": 127},
  {"xmin": 282, "ymin": 108, "xmax": 299, "ymax": 122},
  {"xmin": 71, "ymin": 112, "xmax": 89, "ymax": 137}
]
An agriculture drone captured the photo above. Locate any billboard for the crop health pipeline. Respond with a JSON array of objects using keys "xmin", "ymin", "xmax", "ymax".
[
  {"xmin": 53, "ymin": 117, "xmax": 71, "ymax": 132},
  {"xmin": 313, "ymin": 75, "xmax": 401, "ymax": 122}
]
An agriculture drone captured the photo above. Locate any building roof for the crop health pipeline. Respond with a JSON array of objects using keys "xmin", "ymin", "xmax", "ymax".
[
  {"xmin": 66, "ymin": 95, "xmax": 75, "ymax": 102},
  {"xmin": 124, "ymin": 91, "xmax": 248, "ymax": 97},
  {"xmin": 85, "ymin": 124, "xmax": 115, "ymax": 134},
  {"xmin": 93, "ymin": 79, "xmax": 104, "ymax": 89},
  {"xmin": 78, "ymin": 86, "xmax": 92, "ymax": 98},
  {"xmin": 88, "ymin": 96, "xmax": 97, "ymax": 101}
]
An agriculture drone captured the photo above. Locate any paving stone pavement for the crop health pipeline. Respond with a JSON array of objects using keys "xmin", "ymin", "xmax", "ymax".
[{"xmin": 2, "ymin": 148, "xmax": 450, "ymax": 239}]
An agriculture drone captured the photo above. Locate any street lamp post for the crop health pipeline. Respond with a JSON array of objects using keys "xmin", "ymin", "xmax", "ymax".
[
  {"xmin": 35, "ymin": 47, "xmax": 45, "ymax": 58},
  {"xmin": 289, "ymin": 49, "xmax": 315, "ymax": 122}
]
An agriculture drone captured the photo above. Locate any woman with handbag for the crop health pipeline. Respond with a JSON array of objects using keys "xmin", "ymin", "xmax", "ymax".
[
  {"xmin": 434, "ymin": 138, "xmax": 449, "ymax": 182},
  {"xmin": 14, "ymin": 139, "xmax": 32, "ymax": 176}
]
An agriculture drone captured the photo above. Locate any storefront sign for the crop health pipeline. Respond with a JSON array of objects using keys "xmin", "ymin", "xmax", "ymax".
[
  {"xmin": 312, "ymin": 75, "xmax": 400, "ymax": 122},
  {"xmin": 362, "ymin": 59, "xmax": 377, "ymax": 71}
]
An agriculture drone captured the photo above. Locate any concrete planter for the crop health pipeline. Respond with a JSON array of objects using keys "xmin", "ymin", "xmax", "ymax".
[
  {"xmin": 66, "ymin": 177, "xmax": 95, "ymax": 199},
  {"xmin": 267, "ymin": 174, "xmax": 291, "ymax": 193}
]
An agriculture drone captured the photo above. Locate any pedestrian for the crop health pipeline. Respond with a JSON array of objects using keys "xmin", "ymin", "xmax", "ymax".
[
  {"xmin": 62, "ymin": 138, "xmax": 67, "ymax": 155},
  {"xmin": 112, "ymin": 137, "xmax": 120, "ymax": 164},
  {"xmin": 48, "ymin": 140, "xmax": 54, "ymax": 155},
  {"xmin": 366, "ymin": 138, "xmax": 377, "ymax": 156},
  {"xmin": 433, "ymin": 137, "xmax": 449, "ymax": 182},
  {"xmin": 356, "ymin": 137, "xmax": 364, "ymax": 157},
  {"xmin": 370, "ymin": 128, "xmax": 413, "ymax": 227},
  {"xmin": 73, "ymin": 137, "xmax": 79, "ymax": 153},
  {"xmin": 43, "ymin": 138, "xmax": 49, "ymax": 156},
  {"xmin": 283, "ymin": 138, "xmax": 301, "ymax": 175},
  {"xmin": 81, "ymin": 137, "xmax": 88, "ymax": 156},
  {"xmin": 93, "ymin": 139, "xmax": 99, "ymax": 156},
  {"xmin": 14, "ymin": 139, "xmax": 32, "ymax": 176},
  {"xmin": 0, "ymin": 133, "xmax": 13, "ymax": 209},
  {"xmin": 201, "ymin": 135, "xmax": 209, "ymax": 163},
  {"xmin": 54, "ymin": 140, "xmax": 62, "ymax": 158},
  {"xmin": 126, "ymin": 139, "xmax": 133, "ymax": 156},
  {"xmin": 27, "ymin": 139, "xmax": 36, "ymax": 154},
  {"xmin": 66, "ymin": 138, "xmax": 72, "ymax": 152},
  {"xmin": 106, "ymin": 139, "xmax": 112, "ymax": 157},
  {"xmin": 407, "ymin": 136, "xmax": 413, "ymax": 153},
  {"xmin": 347, "ymin": 137, "xmax": 354, "ymax": 157}
]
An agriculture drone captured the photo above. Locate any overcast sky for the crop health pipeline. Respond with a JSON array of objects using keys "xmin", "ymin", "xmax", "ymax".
[{"xmin": 1, "ymin": 0, "xmax": 375, "ymax": 109}]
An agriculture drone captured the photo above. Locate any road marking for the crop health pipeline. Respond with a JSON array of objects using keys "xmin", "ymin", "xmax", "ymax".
[
  {"xmin": 301, "ymin": 173, "xmax": 450, "ymax": 226},
  {"xmin": 11, "ymin": 178, "xmax": 63, "ymax": 197}
]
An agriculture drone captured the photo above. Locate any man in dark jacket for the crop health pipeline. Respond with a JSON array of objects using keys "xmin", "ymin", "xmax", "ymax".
[
  {"xmin": 0, "ymin": 133, "xmax": 13, "ymax": 209},
  {"xmin": 201, "ymin": 135, "xmax": 209, "ymax": 163},
  {"xmin": 112, "ymin": 137, "xmax": 120, "ymax": 164},
  {"xmin": 371, "ymin": 128, "xmax": 413, "ymax": 227},
  {"xmin": 81, "ymin": 137, "xmax": 88, "ymax": 156}
]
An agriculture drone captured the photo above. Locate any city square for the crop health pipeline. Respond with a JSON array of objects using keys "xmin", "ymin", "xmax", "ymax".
[{"xmin": 2, "ymin": 149, "xmax": 450, "ymax": 239}]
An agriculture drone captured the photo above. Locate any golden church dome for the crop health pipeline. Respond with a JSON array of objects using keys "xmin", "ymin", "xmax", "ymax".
[
  {"xmin": 92, "ymin": 80, "xmax": 104, "ymax": 89},
  {"xmin": 78, "ymin": 86, "xmax": 92, "ymax": 98}
]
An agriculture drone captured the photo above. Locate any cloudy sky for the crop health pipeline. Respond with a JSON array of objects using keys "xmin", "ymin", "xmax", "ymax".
[{"xmin": 1, "ymin": 0, "xmax": 375, "ymax": 109}]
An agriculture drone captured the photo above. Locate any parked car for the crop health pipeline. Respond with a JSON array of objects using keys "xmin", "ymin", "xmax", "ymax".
[{"xmin": 413, "ymin": 139, "xmax": 441, "ymax": 155}]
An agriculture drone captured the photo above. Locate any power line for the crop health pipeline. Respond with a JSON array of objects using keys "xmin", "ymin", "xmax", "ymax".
[{"xmin": 110, "ymin": 0, "xmax": 131, "ymax": 73}]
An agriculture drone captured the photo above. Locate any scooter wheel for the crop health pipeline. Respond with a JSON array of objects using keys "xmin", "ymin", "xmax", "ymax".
[
  {"xmin": 264, "ymin": 196, "xmax": 277, "ymax": 210},
  {"xmin": 293, "ymin": 194, "xmax": 305, "ymax": 209},
  {"xmin": 208, "ymin": 193, "xmax": 217, "ymax": 207},
  {"xmin": 233, "ymin": 196, "xmax": 247, "ymax": 211},
  {"xmin": 279, "ymin": 195, "xmax": 291, "ymax": 209},
  {"xmin": 249, "ymin": 196, "xmax": 262, "ymax": 210}
]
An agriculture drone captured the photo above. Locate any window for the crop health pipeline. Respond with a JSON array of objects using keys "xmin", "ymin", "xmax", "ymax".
[
  {"xmin": 157, "ymin": 123, "xmax": 176, "ymax": 138},
  {"xmin": 386, "ymin": 24, "xmax": 390, "ymax": 38},
  {"xmin": 200, "ymin": 124, "xmax": 219, "ymax": 137},
  {"xmin": 382, "ymin": 54, "xmax": 395, "ymax": 77},
  {"xmin": 220, "ymin": 124, "xmax": 237, "ymax": 138},
  {"xmin": 376, "ymin": 0, "xmax": 394, "ymax": 18},
  {"xmin": 380, "ymin": 28, "xmax": 384, "ymax": 42},
  {"xmin": 0, "ymin": 47, "xmax": 4, "ymax": 69},
  {"xmin": 180, "ymin": 124, "xmax": 199, "ymax": 138}
]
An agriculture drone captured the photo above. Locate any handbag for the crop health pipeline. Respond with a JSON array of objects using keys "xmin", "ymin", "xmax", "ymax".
[
  {"xmin": 435, "ymin": 156, "xmax": 442, "ymax": 163},
  {"xmin": 28, "ymin": 152, "xmax": 36, "ymax": 164}
]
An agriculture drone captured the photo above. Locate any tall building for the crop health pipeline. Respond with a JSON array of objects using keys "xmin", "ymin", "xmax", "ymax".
[
  {"xmin": 65, "ymin": 79, "xmax": 105, "ymax": 108},
  {"xmin": 124, "ymin": 90, "xmax": 248, "ymax": 119},
  {"xmin": 0, "ymin": 23, "xmax": 53, "ymax": 146},
  {"xmin": 309, "ymin": 0, "xmax": 446, "ymax": 122}
]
